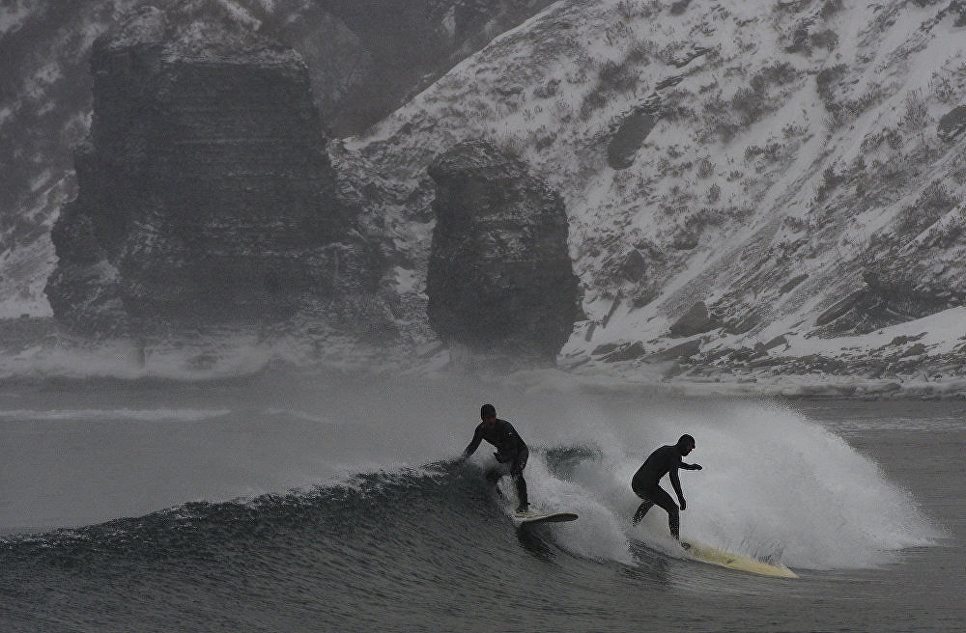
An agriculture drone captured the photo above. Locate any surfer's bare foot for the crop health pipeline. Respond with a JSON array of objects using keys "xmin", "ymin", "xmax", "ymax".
[{"xmin": 680, "ymin": 541, "xmax": 692, "ymax": 551}]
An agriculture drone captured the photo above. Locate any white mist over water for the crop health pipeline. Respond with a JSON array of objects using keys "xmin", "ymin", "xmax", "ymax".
[
  {"xmin": 0, "ymin": 337, "xmax": 287, "ymax": 381},
  {"xmin": 0, "ymin": 368, "xmax": 942, "ymax": 570}
]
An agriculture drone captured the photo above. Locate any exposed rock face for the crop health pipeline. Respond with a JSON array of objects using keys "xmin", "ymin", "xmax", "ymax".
[
  {"xmin": 606, "ymin": 101, "xmax": 660, "ymax": 170},
  {"xmin": 818, "ymin": 258, "xmax": 965, "ymax": 336},
  {"xmin": 46, "ymin": 7, "xmax": 375, "ymax": 336},
  {"xmin": 813, "ymin": 194, "xmax": 966, "ymax": 336},
  {"xmin": 426, "ymin": 140, "xmax": 579, "ymax": 364},
  {"xmin": 937, "ymin": 105, "xmax": 966, "ymax": 141},
  {"xmin": 2, "ymin": 1, "xmax": 558, "ymax": 320},
  {"xmin": 668, "ymin": 301, "xmax": 719, "ymax": 338},
  {"xmin": 314, "ymin": 0, "xmax": 557, "ymax": 134}
]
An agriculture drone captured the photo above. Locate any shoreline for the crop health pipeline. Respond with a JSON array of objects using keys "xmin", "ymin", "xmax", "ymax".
[{"xmin": 2, "ymin": 316, "xmax": 966, "ymax": 400}]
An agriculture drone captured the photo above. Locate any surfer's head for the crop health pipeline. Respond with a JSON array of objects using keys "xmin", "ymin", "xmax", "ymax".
[
  {"xmin": 480, "ymin": 403, "xmax": 497, "ymax": 423},
  {"xmin": 676, "ymin": 434, "xmax": 696, "ymax": 455}
]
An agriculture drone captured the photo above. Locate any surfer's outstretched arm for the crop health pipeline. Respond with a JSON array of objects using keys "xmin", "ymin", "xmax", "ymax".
[
  {"xmin": 681, "ymin": 462, "xmax": 702, "ymax": 470},
  {"xmin": 461, "ymin": 424, "xmax": 484, "ymax": 460}
]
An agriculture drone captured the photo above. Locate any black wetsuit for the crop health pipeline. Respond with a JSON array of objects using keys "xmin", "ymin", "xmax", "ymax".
[
  {"xmin": 463, "ymin": 418, "xmax": 529, "ymax": 508},
  {"xmin": 631, "ymin": 444, "xmax": 697, "ymax": 538}
]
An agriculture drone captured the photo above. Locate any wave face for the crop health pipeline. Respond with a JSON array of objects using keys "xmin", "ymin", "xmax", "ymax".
[
  {"xmin": 0, "ymin": 466, "xmax": 506, "ymax": 632},
  {"xmin": 0, "ymin": 371, "xmax": 949, "ymax": 632}
]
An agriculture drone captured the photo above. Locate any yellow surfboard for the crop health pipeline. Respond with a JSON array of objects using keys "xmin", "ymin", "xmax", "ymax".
[{"xmin": 683, "ymin": 541, "xmax": 799, "ymax": 579}]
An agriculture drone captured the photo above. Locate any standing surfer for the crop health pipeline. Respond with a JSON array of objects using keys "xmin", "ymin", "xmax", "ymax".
[
  {"xmin": 631, "ymin": 434, "xmax": 702, "ymax": 541},
  {"xmin": 461, "ymin": 404, "xmax": 530, "ymax": 514}
]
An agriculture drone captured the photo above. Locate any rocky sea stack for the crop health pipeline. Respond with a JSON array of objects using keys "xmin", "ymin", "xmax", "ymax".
[
  {"xmin": 46, "ymin": 5, "xmax": 375, "ymax": 337},
  {"xmin": 426, "ymin": 140, "xmax": 579, "ymax": 365}
]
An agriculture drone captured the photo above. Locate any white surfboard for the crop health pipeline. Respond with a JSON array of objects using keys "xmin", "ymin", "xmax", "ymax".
[{"xmin": 512, "ymin": 510, "xmax": 579, "ymax": 527}]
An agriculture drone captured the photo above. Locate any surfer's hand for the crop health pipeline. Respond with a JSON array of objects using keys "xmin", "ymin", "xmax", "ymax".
[
  {"xmin": 693, "ymin": 463, "xmax": 702, "ymax": 470},
  {"xmin": 679, "ymin": 499, "xmax": 686, "ymax": 511}
]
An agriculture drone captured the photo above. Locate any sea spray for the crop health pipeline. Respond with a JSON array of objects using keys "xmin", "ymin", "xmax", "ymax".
[
  {"xmin": 1, "ymin": 369, "xmax": 942, "ymax": 572},
  {"xmin": 510, "ymin": 395, "xmax": 942, "ymax": 570}
]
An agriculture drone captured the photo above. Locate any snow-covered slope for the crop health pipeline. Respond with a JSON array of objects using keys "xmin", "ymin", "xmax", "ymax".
[
  {"xmin": 344, "ymin": 0, "xmax": 966, "ymax": 386},
  {"xmin": 5, "ymin": 0, "xmax": 966, "ymax": 390}
]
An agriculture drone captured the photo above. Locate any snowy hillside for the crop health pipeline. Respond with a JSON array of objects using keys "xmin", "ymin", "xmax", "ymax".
[
  {"xmin": 342, "ymin": 0, "xmax": 966, "ymax": 391},
  {"xmin": 4, "ymin": 0, "xmax": 966, "ymax": 392}
]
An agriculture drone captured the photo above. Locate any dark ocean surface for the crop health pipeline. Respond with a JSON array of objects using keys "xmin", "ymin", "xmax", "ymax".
[{"xmin": 1, "ymin": 371, "xmax": 962, "ymax": 632}]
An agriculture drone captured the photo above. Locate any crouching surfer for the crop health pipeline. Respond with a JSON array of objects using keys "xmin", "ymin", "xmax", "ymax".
[
  {"xmin": 631, "ymin": 434, "xmax": 702, "ymax": 543},
  {"xmin": 460, "ymin": 403, "xmax": 530, "ymax": 513}
]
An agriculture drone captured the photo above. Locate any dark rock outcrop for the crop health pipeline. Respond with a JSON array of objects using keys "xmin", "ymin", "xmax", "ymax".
[
  {"xmin": 46, "ymin": 7, "xmax": 377, "ymax": 336},
  {"xmin": 606, "ymin": 101, "xmax": 660, "ymax": 170},
  {"xmin": 814, "ymin": 267, "xmax": 961, "ymax": 335},
  {"xmin": 722, "ymin": 308, "xmax": 760, "ymax": 335},
  {"xmin": 818, "ymin": 198, "xmax": 966, "ymax": 336},
  {"xmin": 937, "ymin": 105, "xmax": 966, "ymax": 141},
  {"xmin": 647, "ymin": 338, "xmax": 701, "ymax": 362},
  {"xmin": 1, "ymin": 1, "xmax": 558, "ymax": 317},
  {"xmin": 600, "ymin": 341, "xmax": 646, "ymax": 363},
  {"xmin": 426, "ymin": 140, "xmax": 579, "ymax": 364},
  {"xmin": 668, "ymin": 301, "xmax": 719, "ymax": 337},
  {"xmin": 315, "ymin": 0, "xmax": 556, "ymax": 134},
  {"xmin": 779, "ymin": 273, "xmax": 808, "ymax": 294}
]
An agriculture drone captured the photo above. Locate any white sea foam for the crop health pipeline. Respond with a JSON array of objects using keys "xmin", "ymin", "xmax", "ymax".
[
  {"xmin": 502, "ymin": 394, "xmax": 943, "ymax": 571},
  {"xmin": 0, "ymin": 337, "xmax": 293, "ymax": 381},
  {"xmin": 1, "ymin": 369, "xmax": 945, "ymax": 568},
  {"xmin": 0, "ymin": 408, "xmax": 231, "ymax": 422},
  {"xmin": 261, "ymin": 408, "xmax": 334, "ymax": 425}
]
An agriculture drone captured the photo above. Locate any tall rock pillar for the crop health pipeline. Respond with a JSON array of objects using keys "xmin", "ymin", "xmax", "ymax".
[
  {"xmin": 46, "ymin": 6, "xmax": 370, "ymax": 336},
  {"xmin": 426, "ymin": 140, "xmax": 579, "ymax": 365}
]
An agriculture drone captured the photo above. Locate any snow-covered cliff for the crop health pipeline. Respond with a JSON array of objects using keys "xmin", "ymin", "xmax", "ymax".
[
  {"xmin": 338, "ymin": 0, "xmax": 966, "ymax": 392},
  {"xmin": 5, "ymin": 0, "xmax": 966, "ymax": 392}
]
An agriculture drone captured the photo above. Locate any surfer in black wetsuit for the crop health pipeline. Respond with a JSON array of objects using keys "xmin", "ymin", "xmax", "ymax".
[
  {"xmin": 631, "ymin": 434, "xmax": 702, "ymax": 541},
  {"xmin": 461, "ymin": 404, "xmax": 530, "ymax": 513}
]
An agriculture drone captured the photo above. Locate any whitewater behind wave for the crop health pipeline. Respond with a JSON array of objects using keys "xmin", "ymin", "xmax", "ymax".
[
  {"xmin": 468, "ymin": 394, "xmax": 943, "ymax": 571},
  {"xmin": 0, "ymin": 369, "xmax": 943, "ymax": 571}
]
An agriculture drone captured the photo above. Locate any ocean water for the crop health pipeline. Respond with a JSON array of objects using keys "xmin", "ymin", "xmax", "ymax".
[{"xmin": 1, "ymin": 370, "xmax": 963, "ymax": 632}]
